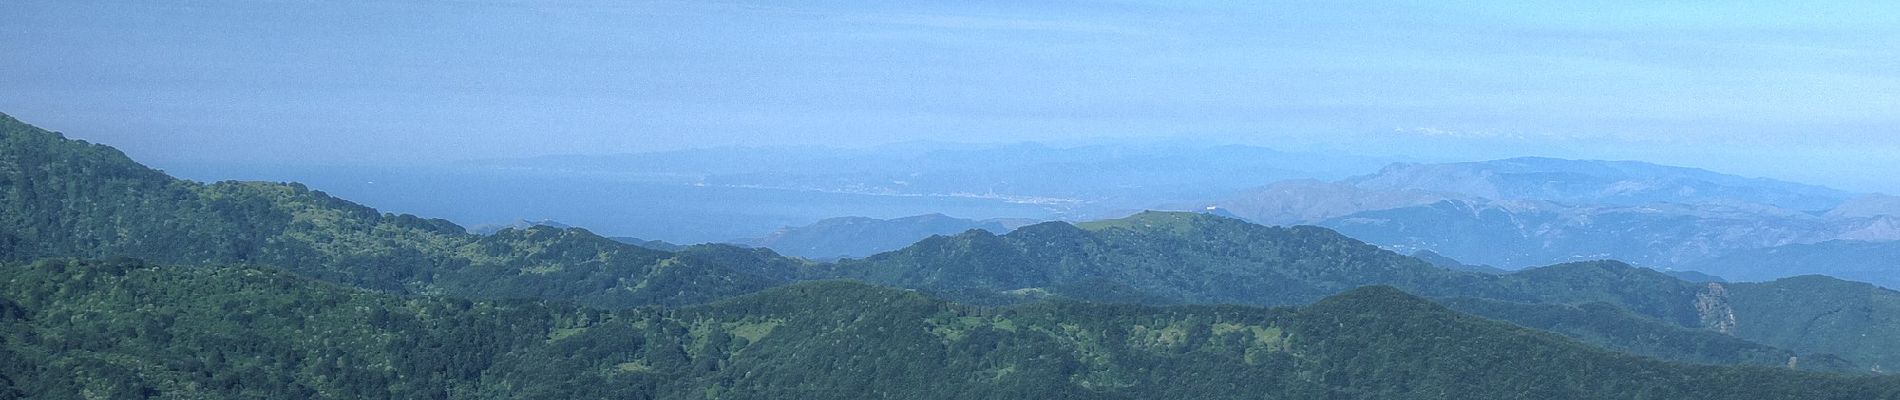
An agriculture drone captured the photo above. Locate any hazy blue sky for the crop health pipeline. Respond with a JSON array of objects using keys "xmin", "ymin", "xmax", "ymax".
[{"xmin": 3, "ymin": 0, "xmax": 1898, "ymax": 191}]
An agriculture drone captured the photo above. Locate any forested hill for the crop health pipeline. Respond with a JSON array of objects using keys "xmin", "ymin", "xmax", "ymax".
[
  {"xmin": 824, "ymin": 210, "xmax": 1900, "ymax": 370},
  {"xmin": 827, "ymin": 211, "xmax": 1508, "ymax": 306},
  {"xmin": 0, "ymin": 112, "xmax": 806, "ymax": 307},
  {"xmin": 4, "ymin": 258, "xmax": 1897, "ymax": 399},
  {"xmin": 830, "ymin": 210, "xmax": 1729, "ymax": 319}
]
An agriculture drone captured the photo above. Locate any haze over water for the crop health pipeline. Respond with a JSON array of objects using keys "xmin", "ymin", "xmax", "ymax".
[{"xmin": 3, "ymin": 1, "xmax": 1898, "ymax": 193}]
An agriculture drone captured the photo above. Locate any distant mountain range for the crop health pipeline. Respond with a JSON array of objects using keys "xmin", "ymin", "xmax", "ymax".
[
  {"xmin": 1170, "ymin": 157, "xmax": 1900, "ymax": 285},
  {"xmin": 1188, "ymin": 179, "xmax": 1467, "ymax": 225},
  {"xmin": 1827, "ymin": 193, "xmax": 1900, "ymax": 219},
  {"xmin": 1203, "ymin": 157, "xmax": 1855, "ymax": 220},
  {"xmin": 1679, "ymin": 240, "xmax": 1900, "ymax": 290},
  {"xmin": 453, "ymin": 153, "xmax": 1897, "ymax": 290},
  {"xmin": 742, "ymin": 156, "xmax": 1898, "ymax": 285},
  {"xmin": 1316, "ymin": 199, "xmax": 1900, "ymax": 268},
  {"xmin": 1346, "ymin": 157, "xmax": 1854, "ymax": 211}
]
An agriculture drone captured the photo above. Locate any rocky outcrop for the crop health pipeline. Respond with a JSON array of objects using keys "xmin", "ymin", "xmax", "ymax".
[
  {"xmin": 1196, "ymin": 179, "xmax": 1459, "ymax": 225},
  {"xmin": 1826, "ymin": 193, "xmax": 1900, "ymax": 219},
  {"xmin": 1696, "ymin": 283, "xmax": 1738, "ymax": 334}
]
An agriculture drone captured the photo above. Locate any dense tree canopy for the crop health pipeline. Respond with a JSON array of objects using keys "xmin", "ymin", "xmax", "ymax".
[{"xmin": 3, "ymin": 258, "xmax": 1897, "ymax": 399}]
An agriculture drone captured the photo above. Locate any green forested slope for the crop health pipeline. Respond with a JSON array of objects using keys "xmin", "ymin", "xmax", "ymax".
[
  {"xmin": 0, "ymin": 114, "xmax": 264, "ymax": 266},
  {"xmin": 1283, "ymin": 286, "xmax": 1897, "ymax": 399},
  {"xmin": 5, "ymin": 258, "xmax": 1897, "ymax": 399},
  {"xmin": 831, "ymin": 211, "xmax": 1900, "ymax": 371},
  {"xmin": 0, "ymin": 113, "xmax": 796, "ymax": 307},
  {"xmin": 1728, "ymin": 276, "xmax": 1900, "ymax": 371},
  {"xmin": 1438, "ymin": 297, "xmax": 1858, "ymax": 373},
  {"xmin": 831, "ymin": 212, "xmax": 1710, "ymax": 315},
  {"xmin": 828, "ymin": 212, "xmax": 1514, "ymax": 306},
  {"xmin": 0, "ymin": 258, "xmax": 569, "ymax": 398}
]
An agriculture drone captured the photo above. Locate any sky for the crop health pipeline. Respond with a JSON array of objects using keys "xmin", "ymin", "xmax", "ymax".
[{"xmin": 3, "ymin": 0, "xmax": 1899, "ymax": 191}]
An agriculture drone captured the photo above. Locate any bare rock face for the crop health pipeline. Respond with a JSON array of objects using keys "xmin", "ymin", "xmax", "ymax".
[
  {"xmin": 1696, "ymin": 283, "xmax": 1739, "ymax": 334},
  {"xmin": 1826, "ymin": 193, "xmax": 1900, "ymax": 219},
  {"xmin": 1201, "ymin": 179, "xmax": 1459, "ymax": 226}
]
